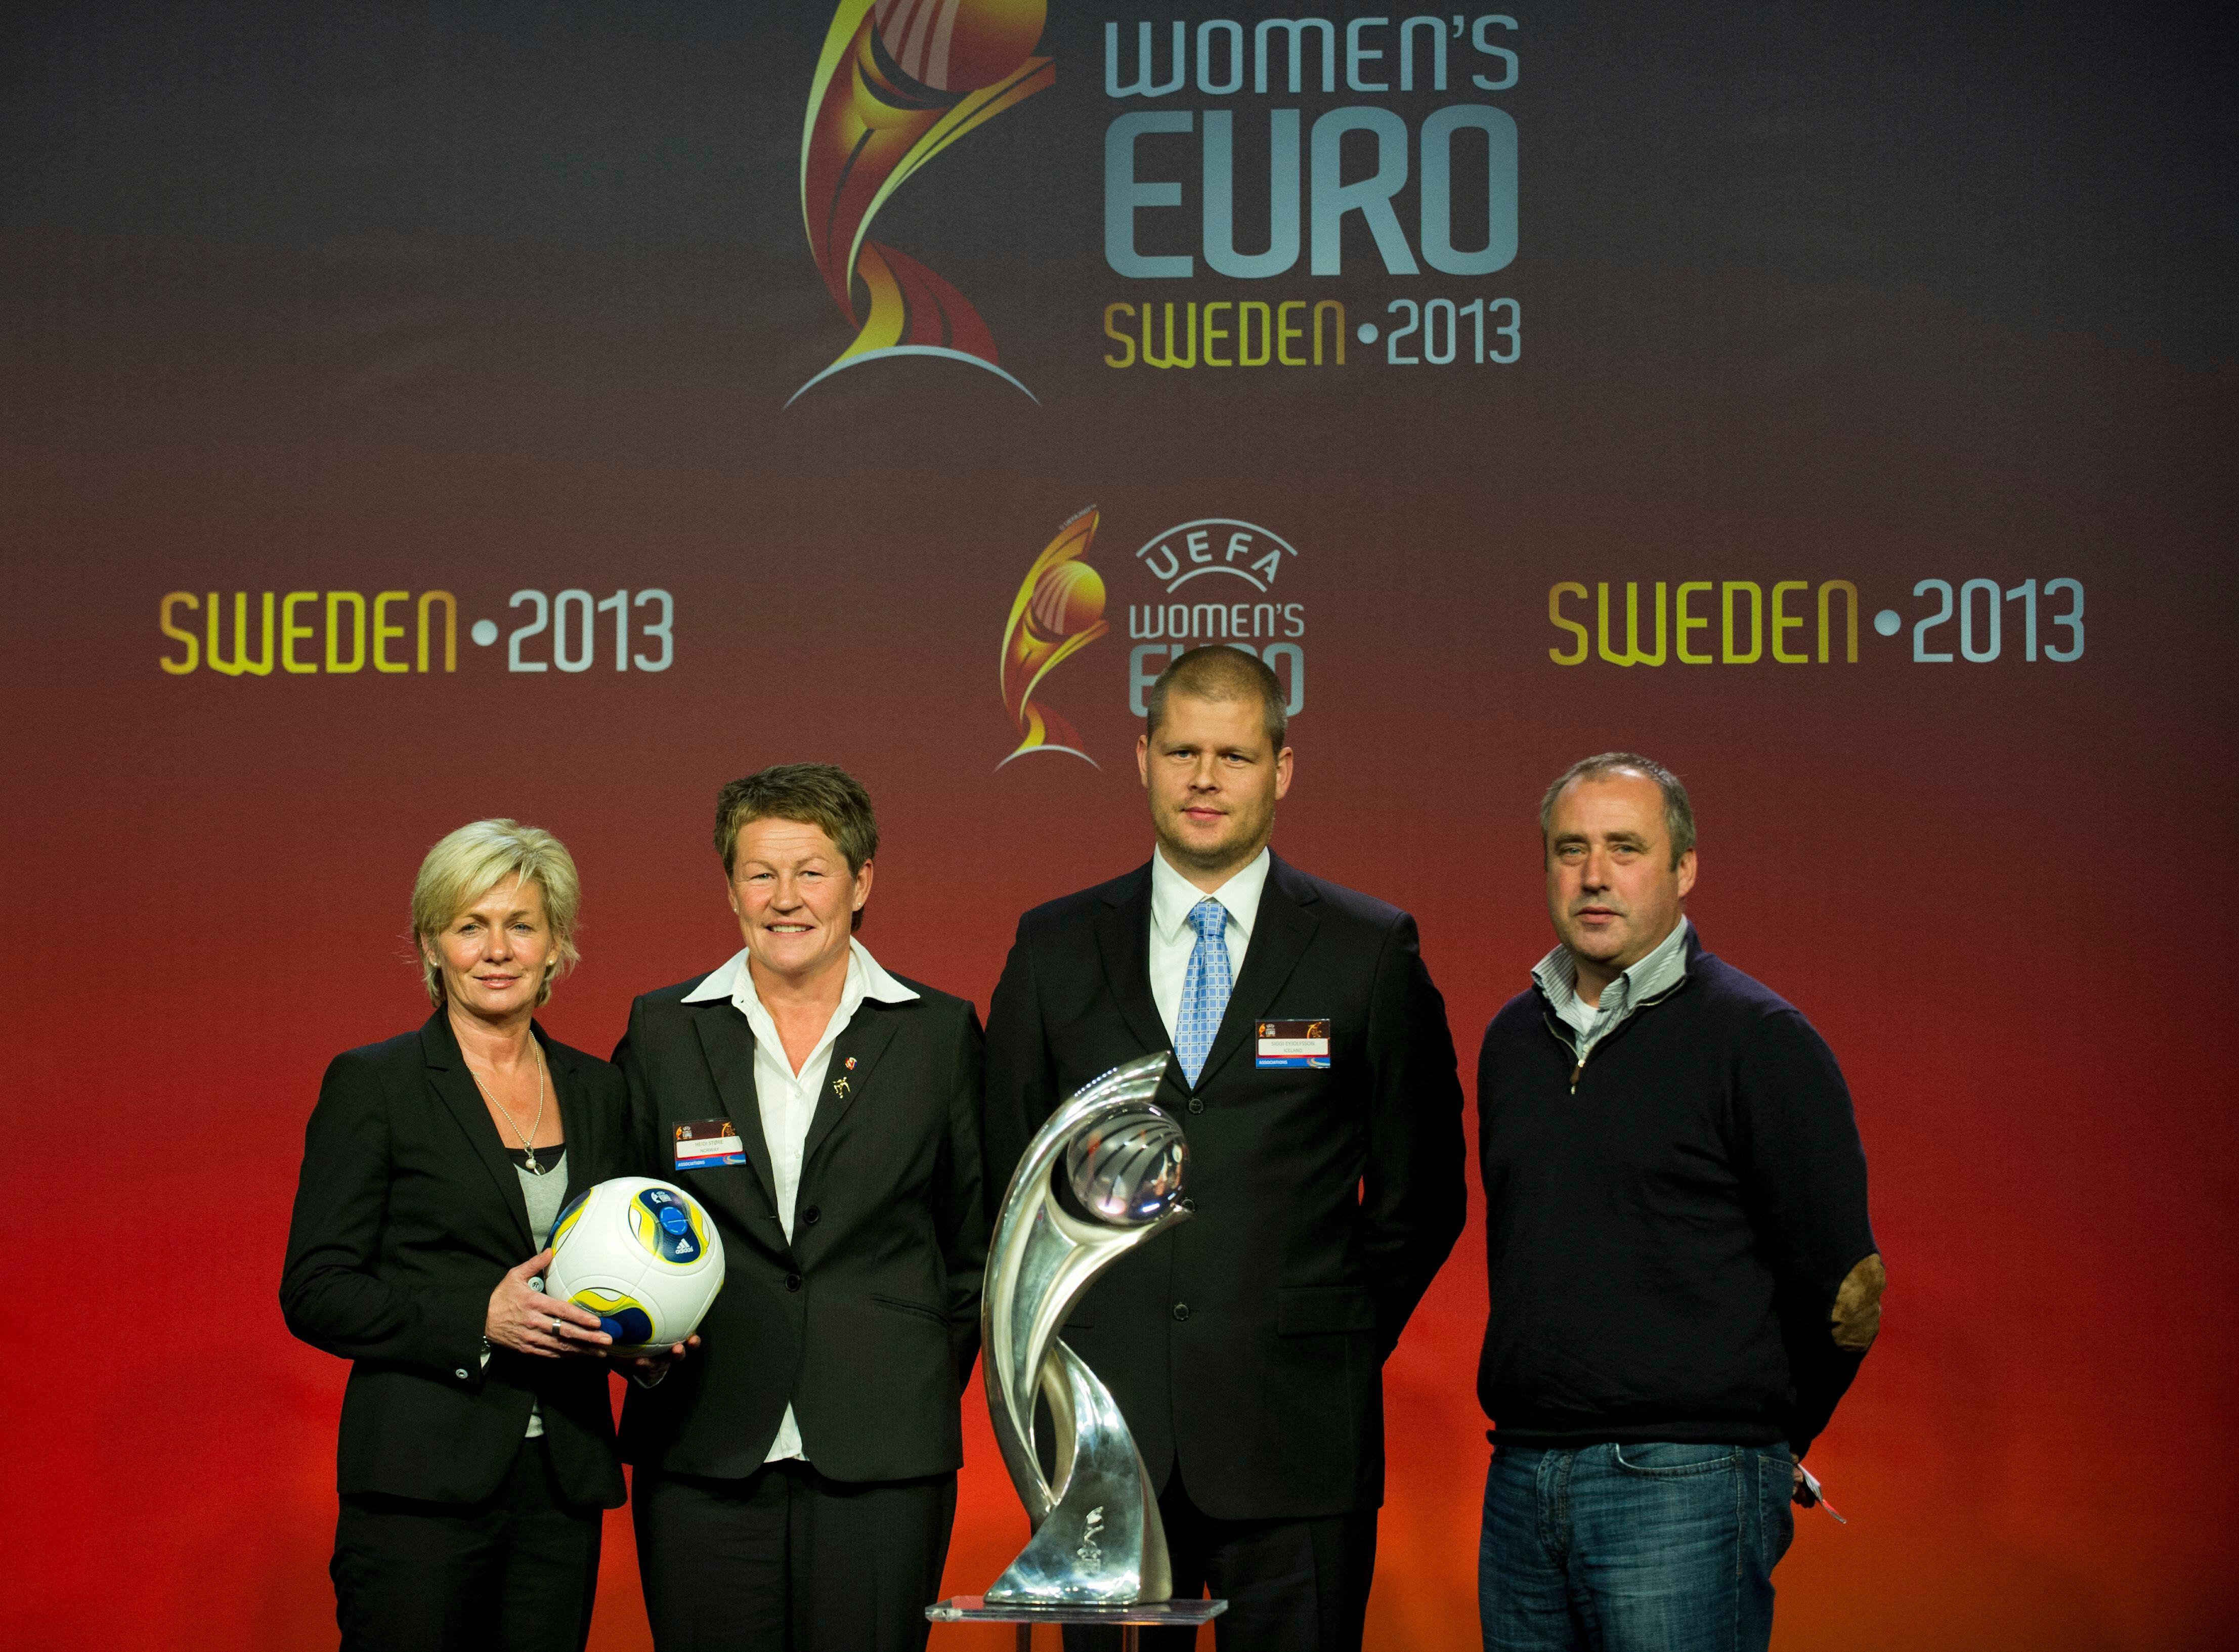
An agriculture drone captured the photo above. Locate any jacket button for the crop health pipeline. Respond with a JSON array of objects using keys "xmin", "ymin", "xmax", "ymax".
[
  {"xmin": 1186, "ymin": 1098, "xmax": 1204, "ymax": 1114},
  {"xmin": 1172, "ymin": 1303, "xmax": 1190, "ymax": 1322},
  {"xmin": 802, "ymin": 1205, "xmax": 822, "ymax": 1225},
  {"xmin": 785, "ymin": 1272, "xmax": 802, "ymax": 1292},
  {"xmin": 454, "ymin": 1368, "xmax": 470, "ymax": 1380}
]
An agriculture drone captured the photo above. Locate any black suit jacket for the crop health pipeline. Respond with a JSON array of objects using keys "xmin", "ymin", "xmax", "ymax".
[
  {"xmin": 983, "ymin": 853, "xmax": 1467, "ymax": 1520},
  {"xmin": 279, "ymin": 1014, "xmax": 630, "ymax": 1508},
  {"xmin": 612, "ymin": 971, "xmax": 987, "ymax": 1483}
]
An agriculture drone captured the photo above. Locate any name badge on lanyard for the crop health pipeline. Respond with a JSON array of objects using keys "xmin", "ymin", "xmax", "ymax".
[
  {"xmin": 1256, "ymin": 1019, "xmax": 1331, "ymax": 1068},
  {"xmin": 674, "ymin": 1119, "xmax": 746, "ymax": 1169}
]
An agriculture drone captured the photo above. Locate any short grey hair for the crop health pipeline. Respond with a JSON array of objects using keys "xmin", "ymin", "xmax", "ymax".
[
  {"xmin": 713, "ymin": 763, "xmax": 878, "ymax": 932},
  {"xmin": 410, "ymin": 819, "xmax": 582, "ymax": 1007},
  {"xmin": 1539, "ymin": 753, "xmax": 1696, "ymax": 867},
  {"xmin": 714, "ymin": 763, "xmax": 879, "ymax": 877}
]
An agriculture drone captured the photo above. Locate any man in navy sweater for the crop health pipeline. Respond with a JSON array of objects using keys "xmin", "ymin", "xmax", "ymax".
[{"xmin": 1476, "ymin": 753, "xmax": 1883, "ymax": 1652}]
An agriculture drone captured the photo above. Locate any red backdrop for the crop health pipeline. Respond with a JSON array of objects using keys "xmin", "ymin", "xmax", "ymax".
[{"xmin": 4, "ymin": 3, "xmax": 2232, "ymax": 1646}]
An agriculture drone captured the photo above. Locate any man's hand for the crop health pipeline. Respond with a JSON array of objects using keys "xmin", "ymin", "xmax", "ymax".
[
  {"xmin": 617, "ymin": 1332, "xmax": 702, "ymax": 1386},
  {"xmin": 1791, "ymin": 1460, "xmax": 1845, "ymax": 1521},
  {"xmin": 485, "ymin": 1250, "xmax": 611, "ymax": 1358}
]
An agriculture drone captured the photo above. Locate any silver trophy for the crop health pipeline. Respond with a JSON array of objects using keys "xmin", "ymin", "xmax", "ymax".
[{"xmin": 981, "ymin": 1053, "xmax": 1191, "ymax": 1605}]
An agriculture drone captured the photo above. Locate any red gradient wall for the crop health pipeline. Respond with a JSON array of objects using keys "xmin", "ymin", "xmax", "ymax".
[{"xmin": 3, "ymin": 3, "xmax": 2233, "ymax": 1648}]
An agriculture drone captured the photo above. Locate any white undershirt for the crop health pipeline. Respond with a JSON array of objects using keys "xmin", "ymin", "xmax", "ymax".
[
  {"xmin": 680, "ymin": 938, "xmax": 918, "ymax": 1463},
  {"xmin": 1147, "ymin": 846, "xmax": 1269, "ymax": 1043}
]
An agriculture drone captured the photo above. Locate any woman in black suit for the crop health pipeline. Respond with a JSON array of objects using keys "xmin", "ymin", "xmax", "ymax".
[
  {"xmin": 614, "ymin": 764, "xmax": 987, "ymax": 1652},
  {"xmin": 282, "ymin": 818, "xmax": 655, "ymax": 1651}
]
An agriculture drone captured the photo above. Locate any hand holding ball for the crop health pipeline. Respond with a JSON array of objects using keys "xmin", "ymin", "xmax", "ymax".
[
  {"xmin": 485, "ymin": 1249, "xmax": 608, "ymax": 1357},
  {"xmin": 543, "ymin": 1178, "xmax": 726, "ymax": 1355}
]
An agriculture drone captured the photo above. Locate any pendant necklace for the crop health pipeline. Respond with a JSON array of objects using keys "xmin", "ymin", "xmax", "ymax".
[{"xmin": 470, "ymin": 1040, "xmax": 552, "ymax": 1175}]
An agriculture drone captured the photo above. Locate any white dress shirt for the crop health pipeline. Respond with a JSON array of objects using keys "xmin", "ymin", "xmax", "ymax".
[
  {"xmin": 680, "ymin": 937, "xmax": 919, "ymax": 1463},
  {"xmin": 1147, "ymin": 846, "xmax": 1270, "ymax": 1043}
]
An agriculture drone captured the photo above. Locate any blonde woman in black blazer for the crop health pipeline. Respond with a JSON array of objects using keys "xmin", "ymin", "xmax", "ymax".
[{"xmin": 282, "ymin": 819, "xmax": 660, "ymax": 1652}]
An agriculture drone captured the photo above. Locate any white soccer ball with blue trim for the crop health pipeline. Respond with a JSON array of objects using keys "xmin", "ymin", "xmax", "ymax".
[{"xmin": 544, "ymin": 1177, "xmax": 725, "ymax": 1355}]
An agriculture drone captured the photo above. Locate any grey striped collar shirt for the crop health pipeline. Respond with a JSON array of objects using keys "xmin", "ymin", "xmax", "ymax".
[{"xmin": 1532, "ymin": 916, "xmax": 1694, "ymax": 1065}]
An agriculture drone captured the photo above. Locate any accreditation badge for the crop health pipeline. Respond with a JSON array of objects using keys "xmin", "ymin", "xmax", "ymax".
[
  {"xmin": 673, "ymin": 1119, "xmax": 746, "ymax": 1169},
  {"xmin": 1255, "ymin": 1019, "xmax": 1331, "ymax": 1068}
]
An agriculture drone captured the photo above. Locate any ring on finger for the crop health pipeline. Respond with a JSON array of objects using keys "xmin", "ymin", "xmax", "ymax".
[{"xmin": 550, "ymin": 1318, "xmax": 563, "ymax": 1335}]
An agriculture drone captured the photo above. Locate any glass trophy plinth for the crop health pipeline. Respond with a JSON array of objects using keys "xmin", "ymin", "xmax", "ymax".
[{"xmin": 927, "ymin": 1595, "xmax": 1227, "ymax": 1648}]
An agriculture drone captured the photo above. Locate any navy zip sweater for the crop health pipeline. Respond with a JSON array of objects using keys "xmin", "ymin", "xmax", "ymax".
[{"xmin": 1476, "ymin": 928, "xmax": 1876, "ymax": 1458}]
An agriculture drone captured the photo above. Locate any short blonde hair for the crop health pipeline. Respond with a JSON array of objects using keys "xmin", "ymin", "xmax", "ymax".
[
  {"xmin": 1147, "ymin": 645, "xmax": 1287, "ymax": 750},
  {"xmin": 411, "ymin": 819, "xmax": 583, "ymax": 1007}
]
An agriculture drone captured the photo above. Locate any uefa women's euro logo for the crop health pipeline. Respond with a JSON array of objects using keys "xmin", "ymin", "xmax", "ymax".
[
  {"xmin": 996, "ymin": 510, "xmax": 1310, "ymax": 771},
  {"xmin": 999, "ymin": 508, "xmax": 1109, "ymax": 768},
  {"xmin": 792, "ymin": 0, "xmax": 1054, "ymax": 406}
]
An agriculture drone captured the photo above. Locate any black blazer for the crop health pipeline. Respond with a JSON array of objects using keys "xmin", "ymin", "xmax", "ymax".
[
  {"xmin": 279, "ymin": 1015, "xmax": 630, "ymax": 1508},
  {"xmin": 983, "ymin": 854, "xmax": 1467, "ymax": 1520},
  {"xmin": 612, "ymin": 971, "xmax": 987, "ymax": 1483}
]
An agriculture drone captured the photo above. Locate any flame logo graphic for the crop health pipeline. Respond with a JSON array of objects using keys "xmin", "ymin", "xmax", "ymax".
[
  {"xmin": 791, "ymin": 0, "xmax": 1054, "ymax": 407},
  {"xmin": 999, "ymin": 508, "xmax": 1107, "ymax": 768}
]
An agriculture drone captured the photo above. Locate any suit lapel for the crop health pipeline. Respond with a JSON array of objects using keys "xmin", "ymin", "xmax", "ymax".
[
  {"xmin": 1191, "ymin": 854, "xmax": 1320, "ymax": 1093},
  {"xmin": 688, "ymin": 1003, "xmax": 781, "ymax": 1217},
  {"xmin": 801, "ymin": 1001, "xmax": 902, "ymax": 1170},
  {"xmin": 1095, "ymin": 865, "xmax": 1173, "ymax": 1059},
  {"xmin": 420, "ymin": 1015, "xmax": 535, "ymax": 1255}
]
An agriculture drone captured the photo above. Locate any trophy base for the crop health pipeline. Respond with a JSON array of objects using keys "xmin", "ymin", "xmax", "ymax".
[{"xmin": 927, "ymin": 1595, "xmax": 1227, "ymax": 1647}]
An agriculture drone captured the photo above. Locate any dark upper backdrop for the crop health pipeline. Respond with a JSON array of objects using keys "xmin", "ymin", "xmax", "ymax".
[{"xmin": 3, "ymin": 2, "xmax": 2232, "ymax": 1646}]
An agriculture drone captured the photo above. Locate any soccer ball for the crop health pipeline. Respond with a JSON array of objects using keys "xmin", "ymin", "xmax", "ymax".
[{"xmin": 543, "ymin": 1177, "xmax": 726, "ymax": 1355}]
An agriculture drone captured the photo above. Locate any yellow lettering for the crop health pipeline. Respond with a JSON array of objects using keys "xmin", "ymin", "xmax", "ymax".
[
  {"xmin": 373, "ymin": 591, "xmax": 409, "ymax": 673},
  {"xmin": 1597, "ymin": 581, "xmax": 1666, "ymax": 666},
  {"xmin": 159, "ymin": 592, "xmax": 200, "ymax": 674},
  {"xmin": 1142, "ymin": 301, "xmax": 1197, "ymax": 369},
  {"xmin": 418, "ymin": 591, "xmax": 456, "ymax": 673},
  {"xmin": 206, "ymin": 592, "xmax": 275, "ymax": 677},
  {"xmin": 1772, "ymin": 580, "xmax": 1809, "ymax": 664},
  {"xmin": 1201, "ymin": 301, "xmax": 1232, "ymax": 367},
  {"xmin": 1548, "ymin": 582, "xmax": 1587, "ymax": 665},
  {"xmin": 1312, "ymin": 299, "xmax": 1346, "ymax": 365},
  {"xmin": 1277, "ymin": 300, "xmax": 1306, "ymax": 365},
  {"xmin": 1675, "ymin": 582, "xmax": 1712, "ymax": 664},
  {"xmin": 1238, "ymin": 301, "xmax": 1272, "ymax": 367},
  {"xmin": 1721, "ymin": 581, "xmax": 1762, "ymax": 664},
  {"xmin": 1818, "ymin": 580, "xmax": 1859, "ymax": 663},
  {"xmin": 325, "ymin": 591, "xmax": 365, "ymax": 673},
  {"xmin": 281, "ymin": 591, "xmax": 319, "ymax": 674},
  {"xmin": 1102, "ymin": 302, "xmax": 1136, "ymax": 368}
]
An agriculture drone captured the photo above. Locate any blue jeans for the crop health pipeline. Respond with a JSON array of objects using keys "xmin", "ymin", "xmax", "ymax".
[{"xmin": 1478, "ymin": 1443, "xmax": 1795, "ymax": 1652}]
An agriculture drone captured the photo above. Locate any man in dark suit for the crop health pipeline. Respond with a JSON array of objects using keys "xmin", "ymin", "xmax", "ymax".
[
  {"xmin": 984, "ymin": 646, "xmax": 1467, "ymax": 1650},
  {"xmin": 614, "ymin": 764, "xmax": 986, "ymax": 1652}
]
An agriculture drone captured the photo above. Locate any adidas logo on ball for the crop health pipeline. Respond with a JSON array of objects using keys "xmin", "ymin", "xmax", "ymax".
[{"xmin": 545, "ymin": 1177, "xmax": 726, "ymax": 1353}]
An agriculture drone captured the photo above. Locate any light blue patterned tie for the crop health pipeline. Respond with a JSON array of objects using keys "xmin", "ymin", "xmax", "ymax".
[{"xmin": 1175, "ymin": 897, "xmax": 1234, "ymax": 1086}]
